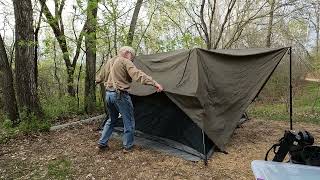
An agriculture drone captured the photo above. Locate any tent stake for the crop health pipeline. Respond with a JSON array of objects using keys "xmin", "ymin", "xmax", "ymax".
[
  {"xmin": 202, "ymin": 129, "xmax": 208, "ymax": 166},
  {"xmin": 289, "ymin": 47, "xmax": 293, "ymax": 130}
]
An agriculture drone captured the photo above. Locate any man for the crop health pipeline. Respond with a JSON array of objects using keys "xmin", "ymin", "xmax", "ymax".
[{"xmin": 96, "ymin": 46, "xmax": 163, "ymax": 152}]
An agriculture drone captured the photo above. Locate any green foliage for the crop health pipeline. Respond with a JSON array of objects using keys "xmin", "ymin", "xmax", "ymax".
[
  {"xmin": 18, "ymin": 110, "xmax": 51, "ymax": 134},
  {"xmin": 41, "ymin": 92, "xmax": 104, "ymax": 122},
  {"xmin": 0, "ymin": 110, "xmax": 51, "ymax": 144},
  {"xmin": 37, "ymin": 56, "xmax": 105, "ymax": 120},
  {"xmin": 42, "ymin": 95, "xmax": 85, "ymax": 119},
  {"xmin": 2, "ymin": 118, "xmax": 13, "ymax": 129},
  {"xmin": 17, "ymin": 40, "xmax": 36, "ymax": 47},
  {"xmin": 0, "ymin": 118, "xmax": 18, "ymax": 144},
  {"xmin": 257, "ymin": 57, "xmax": 306, "ymax": 102},
  {"xmin": 47, "ymin": 157, "xmax": 72, "ymax": 180},
  {"xmin": 0, "ymin": 87, "xmax": 105, "ymax": 144},
  {"xmin": 249, "ymin": 82, "xmax": 320, "ymax": 124},
  {"xmin": 311, "ymin": 53, "xmax": 320, "ymax": 70},
  {"xmin": 287, "ymin": 19, "xmax": 309, "ymax": 41}
]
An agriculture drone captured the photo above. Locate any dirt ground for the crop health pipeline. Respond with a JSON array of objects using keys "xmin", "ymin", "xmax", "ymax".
[{"xmin": 1, "ymin": 118, "xmax": 320, "ymax": 180}]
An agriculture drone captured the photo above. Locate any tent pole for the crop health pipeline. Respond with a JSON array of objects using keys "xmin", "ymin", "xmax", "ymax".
[
  {"xmin": 201, "ymin": 129, "xmax": 208, "ymax": 166},
  {"xmin": 289, "ymin": 47, "xmax": 293, "ymax": 130}
]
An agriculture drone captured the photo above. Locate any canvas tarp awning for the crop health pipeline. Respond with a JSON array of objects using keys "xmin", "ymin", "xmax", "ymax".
[{"xmin": 129, "ymin": 47, "xmax": 289, "ymax": 150}]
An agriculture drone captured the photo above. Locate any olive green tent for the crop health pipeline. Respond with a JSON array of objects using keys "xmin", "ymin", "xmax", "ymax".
[{"xmin": 114, "ymin": 47, "xmax": 290, "ymax": 160}]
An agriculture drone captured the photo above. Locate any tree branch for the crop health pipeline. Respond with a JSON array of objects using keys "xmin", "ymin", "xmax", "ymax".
[
  {"xmin": 40, "ymin": 0, "xmax": 72, "ymax": 67},
  {"xmin": 127, "ymin": 0, "xmax": 143, "ymax": 46},
  {"xmin": 58, "ymin": 0, "xmax": 66, "ymax": 17},
  {"xmin": 213, "ymin": 0, "xmax": 236, "ymax": 49},
  {"xmin": 72, "ymin": 22, "xmax": 87, "ymax": 67},
  {"xmin": 136, "ymin": 4, "xmax": 157, "ymax": 52},
  {"xmin": 200, "ymin": 0, "xmax": 210, "ymax": 49}
]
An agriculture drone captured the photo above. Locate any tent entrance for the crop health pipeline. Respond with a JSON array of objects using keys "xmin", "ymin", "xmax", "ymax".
[{"xmin": 113, "ymin": 92, "xmax": 215, "ymax": 160}]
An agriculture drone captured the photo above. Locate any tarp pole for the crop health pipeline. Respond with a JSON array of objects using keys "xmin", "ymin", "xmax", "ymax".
[
  {"xmin": 289, "ymin": 47, "xmax": 293, "ymax": 130},
  {"xmin": 202, "ymin": 129, "xmax": 208, "ymax": 166}
]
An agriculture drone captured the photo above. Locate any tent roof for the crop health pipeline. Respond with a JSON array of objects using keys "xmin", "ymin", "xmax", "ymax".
[{"xmin": 129, "ymin": 47, "xmax": 289, "ymax": 150}]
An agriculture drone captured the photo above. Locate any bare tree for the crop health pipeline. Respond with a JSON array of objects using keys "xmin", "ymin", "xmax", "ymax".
[
  {"xmin": 84, "ymin": 0, "xmax": 98, "ymax": 113},
  {"xmin": 266, "ymin": 0, "xmax": 276, "ymax": 47},
  {"xmin": 177, "ymin": 0, "xmax": 274, "ymax": 49},
  {"xmin": 127, "ymin": 0, "xmax": 143, "ymax": 46},
  {"xmin": 39, "ymin": 0, "xmax": 86, "ymax": 96},
  {"xmin": 0, "ymin": 34, "xmax": 19, "ymax": 124},
  {"xmin": 12, "ymin": 0, "xmax": 43, "ymax": 118},
  {"xmin": 102, "ymin": 0, "xmax": 121, "ymax": 54},
  {"xmin": 178, "ymin": 0, "xmax": 238, "ymax": 49},
  {"xmin": 200, "ymin": 0, "xmax": 216, "ymax": 49}
]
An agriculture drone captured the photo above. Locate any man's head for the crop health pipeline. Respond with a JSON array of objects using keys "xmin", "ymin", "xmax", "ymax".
[{"xmin": 118, "ymin": 46, "xmax": 136, "ymax": 61}]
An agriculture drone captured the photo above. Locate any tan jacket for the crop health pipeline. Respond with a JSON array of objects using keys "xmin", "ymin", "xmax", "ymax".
[{"xmin": 96, "ymin": 56, "xmax": 157, "ymax": 91}]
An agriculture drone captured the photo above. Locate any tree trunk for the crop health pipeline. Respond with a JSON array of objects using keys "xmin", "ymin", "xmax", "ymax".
[
  {"xmin": 12, "ymin": 0, "xmax": 43, "ymax": 118},
  {"xmin": 40, "ymin": 0, "xmax": 85, "ymax": 97},
  {"xmin": 127, "ymin": 0, "xmax": 143, "ymax": 46},
  {"xmin": 0, "ymin": 34, "xmax": 19, "ymax": 124},
  {"xmin": 84, "ymin": 0, "xmax": 98, "ymax": 113},
  {"xmin": 77, "ymin": 55, "xmax": 84, "ymax": 108},
  {"xmin": 200, "ymin": 0, "xmax": 210, "ymax": 49},
  {"xmin": 53, "ymin": 41, "xmax": 63, "ymax": 97},
  {"xmin": 266, "ymin": 0, "xmax": 275, "ymax": 48},
  {"xmin": 34, "ymin": 6, "xmax": 43, "ymax": 89},
  {"xmin": 316, "ymin": 2, "xmax": 319, "ymax": 55},
  {"xmin": 67, "ymin": 69, "xmax": 75, "ymax": 96}
]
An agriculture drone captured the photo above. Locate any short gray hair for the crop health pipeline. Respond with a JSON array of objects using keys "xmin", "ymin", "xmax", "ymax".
[{"xmin": 118, "ymin": 46, "xmax": 136, "ymax": 57}]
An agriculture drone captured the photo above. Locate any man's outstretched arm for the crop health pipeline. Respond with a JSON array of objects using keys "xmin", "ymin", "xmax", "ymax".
[{"xmin": 125, "ymin": 60, "xmax": 163, "ymax": 92}]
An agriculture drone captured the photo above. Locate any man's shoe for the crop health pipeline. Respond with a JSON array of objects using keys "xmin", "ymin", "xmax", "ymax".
[
  {"xmin": 98, "ymin": 144, "xmax": 109, "ymax": 151},
  {"xmin": 122, "ymin": 147, "xmax": 133, "ymax": 153}
]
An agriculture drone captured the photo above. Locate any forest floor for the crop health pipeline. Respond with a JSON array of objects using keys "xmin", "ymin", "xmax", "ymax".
[{"xmin": 1, "ymin": 118, "xmax": 320, "ymax": 180}]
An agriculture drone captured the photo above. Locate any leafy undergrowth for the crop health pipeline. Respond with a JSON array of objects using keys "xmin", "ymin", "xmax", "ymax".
[
  {"xmin": 1, "ymin": 119, "xmax": 320, "ymax": 180},
  {"xmin": 0, "ymin": 94, "xmax": 105, "ymax": 144},
  {"xmin": 0, "ymin": 113, "xmax": 51, "ymax": 144}
]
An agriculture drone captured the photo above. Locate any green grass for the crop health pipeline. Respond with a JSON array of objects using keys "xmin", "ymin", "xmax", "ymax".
[
  {"xmin": 47, "ymin": 157, "xmax": 72, "ymax": 180},
  {"xmin": 248, "ymin": 104, "xmax": 288, "ymax": 121},
  {"xmin": 249, "ymin": 82, "xmax": 320, "ymax": 124}
]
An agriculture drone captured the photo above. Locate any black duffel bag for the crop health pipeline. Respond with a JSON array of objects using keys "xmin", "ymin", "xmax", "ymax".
[{"xmin": 265, "ymin": 130, "xmax": 320, "ymax": 167}]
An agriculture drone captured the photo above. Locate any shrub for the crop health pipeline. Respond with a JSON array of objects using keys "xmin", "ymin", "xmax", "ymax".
[{"xmin": 18, "ymin": 111, "xmax": 51, "ymax": 134}]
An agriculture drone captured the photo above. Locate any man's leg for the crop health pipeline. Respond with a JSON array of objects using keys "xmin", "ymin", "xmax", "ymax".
[
  {"xmin": 116, "ymin": 92, "xmax": 135, "ymax": 150},
  {"xmin": 98, "ymin": 92, "xmax": 119, "ymax": 147}
]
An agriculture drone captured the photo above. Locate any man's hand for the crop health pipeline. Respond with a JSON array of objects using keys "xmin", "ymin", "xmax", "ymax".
[{"xmin": 155, "ymin": 83, "xmax": 163, "ymax": 92}]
